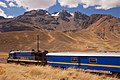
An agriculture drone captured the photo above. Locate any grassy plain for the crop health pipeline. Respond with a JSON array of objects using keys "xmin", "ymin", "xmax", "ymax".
[{"xmin": 0, "ymin": 63, "xmax": 119, "ymax": 80}]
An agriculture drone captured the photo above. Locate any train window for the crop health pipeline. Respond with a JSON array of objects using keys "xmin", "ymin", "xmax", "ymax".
[
  {"xmin": 71, "ymin": 57, "xmax": 78, "ymax": 62},
  {"xmin": 89, "ymin": 58, "xmax": 97, "ymax": 63}
]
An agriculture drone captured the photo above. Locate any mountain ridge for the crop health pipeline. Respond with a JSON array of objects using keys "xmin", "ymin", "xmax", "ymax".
[{"xmin": 0, "ymin": 9, "xmax": 119, "ymax": 32}]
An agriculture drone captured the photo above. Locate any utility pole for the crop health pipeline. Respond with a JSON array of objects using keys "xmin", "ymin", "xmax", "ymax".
[
  {"xmin": 37, "ymin": 35, "xmax": 40, "ymax": 52},
  {"xmin": 103, "ymin": 27, "xmax": 105, "ymax": 40}
]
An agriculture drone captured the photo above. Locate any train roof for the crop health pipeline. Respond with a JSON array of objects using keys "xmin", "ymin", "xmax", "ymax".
[
  {"xmin": 9, "ymin": 51, "xmax": 34, "ymax": 54},
  {"xmin": 47, "ymin": 52, "xmax": 120, "ymax": 57}
]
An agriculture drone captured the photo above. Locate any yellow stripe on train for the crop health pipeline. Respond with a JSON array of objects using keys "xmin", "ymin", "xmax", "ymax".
[
  {"xmin": 80, "ymin": 63, "xmax": 120, "ymax": 68},
  {"xmin": 8, "ymin": 59, "xmax": 41, "ymax": 62},
  {"xmin": 48, "ymin": 61, "xmax": 120, "ymax": 68},
  {"xmin": 47, "ymin": 61, "xmax": 79, "ymax": 65}
]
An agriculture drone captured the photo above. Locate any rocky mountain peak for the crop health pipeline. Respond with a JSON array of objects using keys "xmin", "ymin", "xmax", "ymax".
[
  {"xmin": 59, "ymin": 10, "xmax": 72, "ymax": 17},
  {"xmin": 90, "ymin": 14, "xmax": 113, "ymax": 20},
  {"xmin": 37, "ymin": 9, "xmax": 49, "ymax": 15},
  {"xmin": 24, "ymin": 9, "xmax": 48, "ymax": 16},
  {"xmin": 74, "ymin": 11, "xmax": 89, "ymax": 21},
  {"xmin": 84, "ymin": 14, "xmax": 114, "ymax": 26},
  {"xmin": 58, "ymin": 10, "xmax": 72, "ymax": 21}
]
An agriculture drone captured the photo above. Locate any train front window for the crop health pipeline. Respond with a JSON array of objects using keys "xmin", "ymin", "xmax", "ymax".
[
  {"xmin": 89, "ymin": 58, "xmax": 97, "ymax": 63},
  {"xmin": 13, "ymin": 53, "xmax": 17, "ymax": 59}
]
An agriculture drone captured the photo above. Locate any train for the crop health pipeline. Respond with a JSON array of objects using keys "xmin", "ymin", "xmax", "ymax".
[{"xmin": 7, "ymin": 50, "xmax": 120, "ymax": 74}]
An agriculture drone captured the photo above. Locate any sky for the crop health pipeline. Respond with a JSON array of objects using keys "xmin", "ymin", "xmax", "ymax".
[{"xmin": 0, "ymin": 0, "xmax": 120, "ymax": 18}]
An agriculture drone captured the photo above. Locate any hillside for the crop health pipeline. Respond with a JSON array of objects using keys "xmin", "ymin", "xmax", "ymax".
[
  {"xmin": 0, "ymin": 30, "xmax": 119, "ymax": 52},
  {"xmin": 0, "ymin": 63, "xmax": 119, "ymax": 80}
]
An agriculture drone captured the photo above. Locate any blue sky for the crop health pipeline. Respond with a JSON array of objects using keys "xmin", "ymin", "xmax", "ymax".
[{"xmin": 0, "ymin": 0, "xmax": 120, "ymax": 18}]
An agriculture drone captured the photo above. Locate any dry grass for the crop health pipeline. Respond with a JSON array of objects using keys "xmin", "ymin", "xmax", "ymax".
[
  {"xmin": 0, "ymin": 31, "xmax": 120, "ymax": 52},
  {"xmin": 0, "ymin": 63, "xmax": 119, "ymax": 80},
  {"xmin": 0, "ymin": 52, "xmax": 8, "ymax": 59}
]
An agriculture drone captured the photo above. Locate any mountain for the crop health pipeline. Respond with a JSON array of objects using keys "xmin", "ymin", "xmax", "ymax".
[
  {"xmin": 0, "ymin": 9, "xmax": 119, "ymax": 33},
  {"xmin": 0, "ymin": 9, "xmax": 120, "ymax": 52}
]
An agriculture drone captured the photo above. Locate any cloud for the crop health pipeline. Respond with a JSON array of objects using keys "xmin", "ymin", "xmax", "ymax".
[
  {"xmin": 7, "ymin": 15, "xmax": 14, "ymax": 18},
  {"xmin": 5, "ymin": 0, "xmax": 120, "ymax": 10},
  {"xmin": 58, "ymin": 0, "xmax": 120, "ymax": 10},
  {"xmin": 0, "ymin": 8, "xmax": 7, "ymax": 17},
  {"xmin": 9, "ymin": 2, "xmax": 16, "ymax": 7},
  {"xmin": 94, "ymin": 0, "xmax": 120, "ymax": 10},
  {"xmin": 0, "ymin": 8, "xmax": 14, "ymax": 18},
  {"xmin": 7, "ymin": 0, "xmax": 56, "ymax": 10},
  {"xmin": 58, "ymin": 0, "xmax": 80, "ymax": 8},
  {"xmin": 0, "ymin": 1, "xmax": 7, "ymax": 8},
  {"xmin": 6, "ymin": 0, "xmax": 14, "ymax": 2}
]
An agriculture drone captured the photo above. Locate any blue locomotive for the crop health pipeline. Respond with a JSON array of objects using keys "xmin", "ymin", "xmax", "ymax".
[
  {"xmin": 7, "ymin": 51, "xmax": 120, "ymax": 73},
  {"xmin": 7, "ymin": 50, "xmax": 48, "ymax": 65}
]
